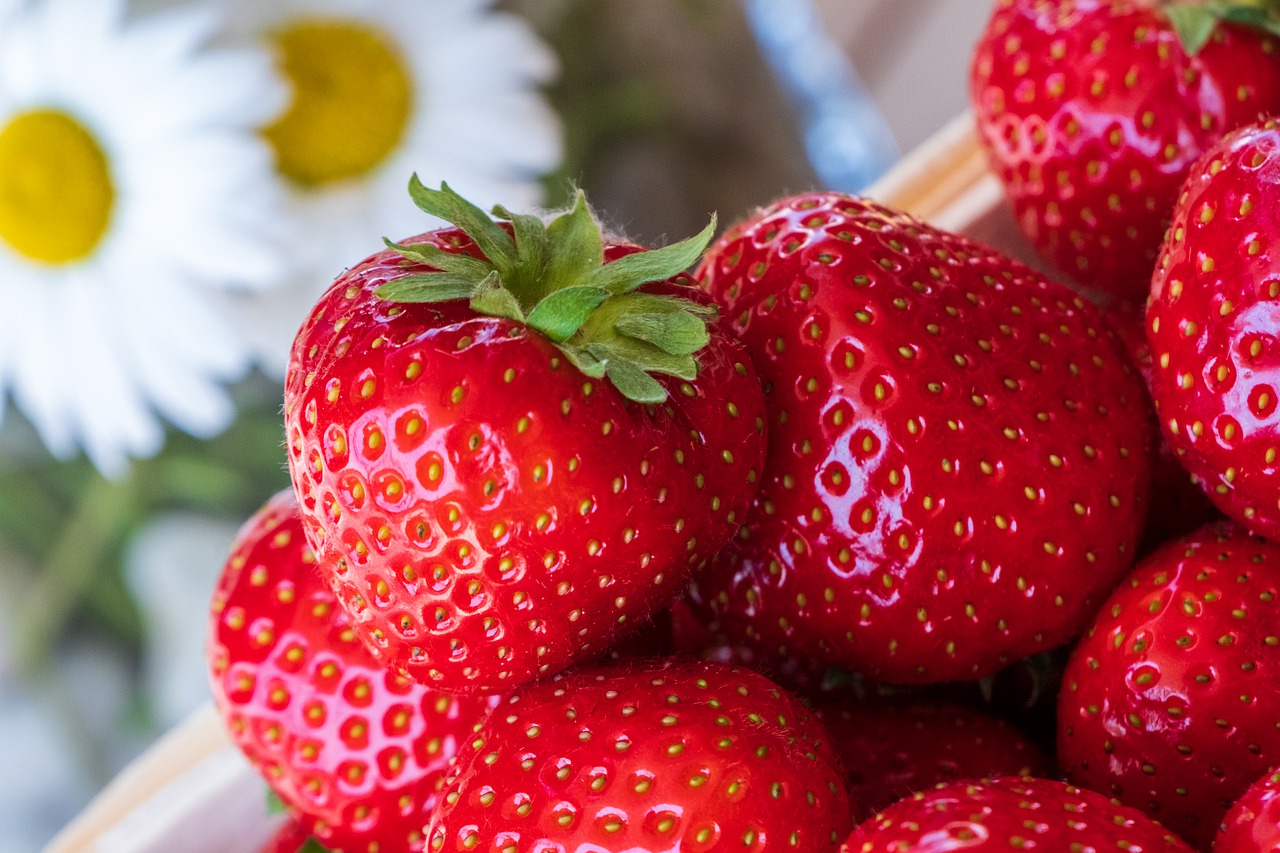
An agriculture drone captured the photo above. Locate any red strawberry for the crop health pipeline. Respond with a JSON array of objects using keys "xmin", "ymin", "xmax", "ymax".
[
  {"xmin": 814, "ymin": 698, "xmax": 1049, "ymax": 822},
  {"xmin": 1104, "ymin": 304, "xmax": 1220, "ymax": 548},
  {"xmin": 1218, "ymin": 768, "xmax": 1280, "ymax": 853},
  {"xmin": 694, "ymin": 191, "xmax": 1152, "ymax": 684},
  {"xmin": 1147, "ymin": 118, "xmax": 1280, "ymax": 541},
  {"xmin": 842, "ymin": 776, "xmax": 1193, "ymax": 853},
  {"xmin": 208, "ymin": 490, "xmax": 495, "ymax": 852},
  {"xmin": 425, "ymin": 659, "xmax": 853, "ymax": 851},
  {"xmin": 1058, "ymin": 524, "xmax": 1280, "ymax": 848},
  {"xmin": 970, "ymin": 0, "xmax": 1280, "ymax": 301},
  {"xmin": 284, "ymin": 182, "xmax": 766, "ymax": 693}
]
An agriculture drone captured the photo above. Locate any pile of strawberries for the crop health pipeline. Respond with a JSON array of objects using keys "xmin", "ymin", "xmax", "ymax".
[{"xmin": 205, "ymin": 2, "xmax": 1280, "ymax": 851}]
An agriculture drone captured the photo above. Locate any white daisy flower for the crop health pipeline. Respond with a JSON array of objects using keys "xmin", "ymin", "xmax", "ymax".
[
  {"xmin": 213, "ymin": 0, "xmax": 564, "ymax": 375},
  {"xmin": 0, "ymin": 0, "xmax": 288, "ymax": 476}
]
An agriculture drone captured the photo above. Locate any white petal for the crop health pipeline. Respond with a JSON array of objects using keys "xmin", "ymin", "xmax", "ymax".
[
  {"xmin": 8, "ymin": 282, "xmax": 76, "ymax": 458},
  {"xmin": 0, "ymin": 0, "xmax": 291, "ymax": 473},
  {"xmin": 65, "ymin": 274, "xmax": 165, "ymax": 473}
]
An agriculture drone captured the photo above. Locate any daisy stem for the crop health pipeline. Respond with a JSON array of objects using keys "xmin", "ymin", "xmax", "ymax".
[{"xmin": 14, "ymin": 472, "xmax": 137, "ymax": 679}]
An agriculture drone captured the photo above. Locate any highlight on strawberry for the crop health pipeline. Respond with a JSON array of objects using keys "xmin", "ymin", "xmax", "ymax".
[
  {"xmin": 1059, "ymin": 523, "xmax": 1280, "ymax": 848},
  {"xmin": 1147, "ymin": 117, "xmax": 1280, "ymax": 541},
  {"xmin": 1218, "ymin": 767, "xmax": 1280, "ymax": 853},
  {"xmin": 692, "ymin": 190, "xmax": 1153, "ymax": 685}
]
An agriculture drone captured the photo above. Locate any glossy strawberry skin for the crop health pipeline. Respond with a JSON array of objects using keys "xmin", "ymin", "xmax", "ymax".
[
  {"xmin": 284, "ymin": 234, "xmax": 766, "ymax": 694},
  {"xmin": 208, "ymin": 490, "xmax": 496, "ymax": 852},
  {"xmin": 1058, "ymin": 524, "xmax": 1280, "ymax": 849},
  {"xmin": 1147, "ymin": 119, "xmax": 1280, "ymax": 541},
  {"xmin": 1217, "ymin": 768, "xmax": 1280, "ymax": 853},
  {"xmin": 426, "ymin": 660, "xmax": 853, "ymax": 852},
  {"xmin": 842, "ymin": 776, "xmax": 1193, "ymax": 853},
  {"xmin": 694, "ymin": 191, "xmax": 1152, "ymax": 684},
  {"xmin": 814, "ymin": 698, "xmax": 1049, "ymax": 822},
  {"xmin": 971, "ymin": 0, "xmax": 1280, "ymax": 301}
]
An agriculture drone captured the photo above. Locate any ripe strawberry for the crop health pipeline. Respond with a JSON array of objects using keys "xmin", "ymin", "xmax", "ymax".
[
  {"xmin": 970, "ymin": 0, "xmax": 1280, "ymax": 301},
  {"xmin": 842, "ymin": 776, "xmax": 1193, "ymax": 853},
  {"xmin": 425, "ymin": 659, "xmax": 853, "ymax": 851},
  {"xmin": 813, "ymin": 697, "xmax": 1049, "ymax": 822},
  {"xmin": 284, "ymin": 182, "xmax": 766, "ymax": 693},
  {"xmin": 1217, "ymin": 768, "xmax": 1280, "ymax": 853},
  {"xmin": 1058, "ymin": 524, "xmax": 1280, "ymax": 848},
  {"xmin": 1147, "ymin": 118, "xmax": 1280, "ymax": 541},
  {"xmin": 208, "ymin": 490, "xmax": 495, "ymax": 852},
  {"xmin": 1104, "ymin": 304, "xmax": 1220, "ymax": 548},
  {"xmin": 694, "ymin": 191, "xmax": 1152, "ymax": 684}
]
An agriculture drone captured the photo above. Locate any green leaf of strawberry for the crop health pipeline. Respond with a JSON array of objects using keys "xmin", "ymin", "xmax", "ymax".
[
  {"xmin": 1162, "ymin": 0, "xmax": 1280, "ymax": 54},
  {"xmin": 1162, "ymin": 4, "xmax": 1223, "ymax": 54},
  {"xmin": 373, "ymin": 178, "xmax": 718, "ymax": 403}
]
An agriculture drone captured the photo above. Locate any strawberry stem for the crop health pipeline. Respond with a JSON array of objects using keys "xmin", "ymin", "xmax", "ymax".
[
  {"xmin": 377, "ymin": 177, "xmax": 718, "ymax": 403},
  {"xmin": 1161, "ymin": 0, "xmax": 1280, "ymax": 54}
]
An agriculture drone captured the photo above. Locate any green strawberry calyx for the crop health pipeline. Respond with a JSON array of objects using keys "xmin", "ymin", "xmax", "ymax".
[
  {"xmin": 376, "ymin": 176, "xmax": 718, "ymax": 404},
  {"xmin": 1161, "ymin": 0, "xmax": 1280, "ymax": 55}
]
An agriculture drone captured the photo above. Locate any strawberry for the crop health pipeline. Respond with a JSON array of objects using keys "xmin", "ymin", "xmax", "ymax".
[
  {"xmin": 1147, "ymin": 118, "xmax": 1280, "ymax": 541},
  {"xmin": 1104, "ymin": 304, "xmax": 1220, "ymax": 549},
  {"xmin": 1217, "ymin": 768, "xmax": 1280, "ymax": 853},
  {"xmin": 284, "ymin": 182, "xmax": 766, "ymax": 693},
  {"xmin": 693, "ymin": 191, "xmax": 1152, "ymax": 684},
  {"xmin": 842, "ymin": 776, "xmax": 1193, "ymax": 853},
  {"xmin": 1058, "ymin": 523, "xmax": 1280, "ymax": 848},
  {"xmin": 813, "ymin": 697, "xmax": 1049, "ymax": 822},
  {"xmin": 425, "ymin": 659, "xmax": 853, "ymax": 851},
  {"xmin": 970, "ymin": 0, "xmax": 1280, "ymax": 301},
  {"xmin": 208, "ymin": 490, "xmax": 496, "ymax": 852}
]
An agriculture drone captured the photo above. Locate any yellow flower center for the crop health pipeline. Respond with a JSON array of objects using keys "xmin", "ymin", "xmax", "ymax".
[
  {"xmin": 264, "ymin": 19, "xmax": 413, "ymax": 187},
  {"xmin": 0, "ymin": 109, "xmax": 115, "ymax": 265}
]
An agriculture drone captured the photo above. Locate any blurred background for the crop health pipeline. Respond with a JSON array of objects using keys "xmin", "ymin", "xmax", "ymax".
[{"xmin": 0, "ymin": 0, "xmax": 988, "ymax": 848}]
